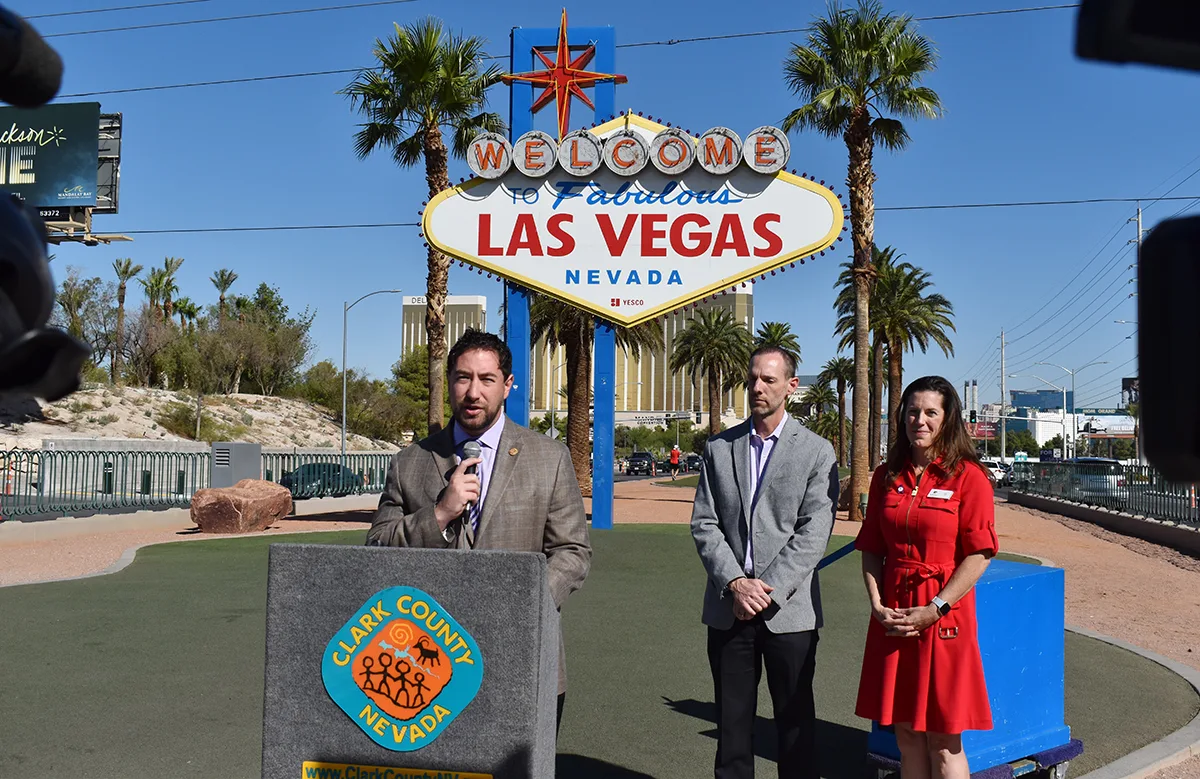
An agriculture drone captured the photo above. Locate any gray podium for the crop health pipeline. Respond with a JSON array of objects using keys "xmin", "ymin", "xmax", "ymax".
[{"xmin": 262, "ymin": 544, "xmax": 559, "ymax": 779}]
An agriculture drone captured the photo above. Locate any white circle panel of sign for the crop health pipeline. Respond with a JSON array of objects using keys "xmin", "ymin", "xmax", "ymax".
[
  {"xmin": 557, "ymin": 130, "xmax": 604, "ymax": 177},
  {"xmin": 603, "ymin": 130, "xmax": 649, "ymax": 176},
  {"xmin": 743, "ymin": 126, "xmax": 790, "ymax": 174},
  {"xmin": 513, "ymin": 131, "xmax": 559, "ymax": 178},
  {"xmin": 649, "ymin": 128, "xmax": 695, "ymax": 175},
  {"xmin": 467, "ymin": 132, "xmax": 513, "ymax": 179},
  {"xmin": 696, "ymin": 127, "xmax": 743, "ymax": 175}
]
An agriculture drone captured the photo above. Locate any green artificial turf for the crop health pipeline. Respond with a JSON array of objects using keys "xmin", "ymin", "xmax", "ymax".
[{"xmin": 0, "ymin": 527, "xmax": 1192, "ymax": 778}]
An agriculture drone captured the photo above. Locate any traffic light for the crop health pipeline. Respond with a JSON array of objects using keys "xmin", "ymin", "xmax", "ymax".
[{"xmin": 969, "ymin": 410, "xmax": 978, "ymax": 424}]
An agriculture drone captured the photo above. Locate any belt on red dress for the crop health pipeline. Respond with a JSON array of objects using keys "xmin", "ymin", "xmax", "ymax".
[{"xmin": 892, "ymin": 557, "xmax": 954, "ymax": 597}]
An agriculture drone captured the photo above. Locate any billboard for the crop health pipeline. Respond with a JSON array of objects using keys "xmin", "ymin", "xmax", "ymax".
[
  {"xmin": 0, "ymin": 102, "xmax": 100, "ymax": 208},
  {"xmin": 423, "ymin": 114, "xmax": 843, "ymax": 326}
]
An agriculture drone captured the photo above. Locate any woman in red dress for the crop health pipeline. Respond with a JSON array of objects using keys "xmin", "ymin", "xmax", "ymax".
[{"xmin": 855, "ymin": 376, "xmax": 998, "ymax": 779}]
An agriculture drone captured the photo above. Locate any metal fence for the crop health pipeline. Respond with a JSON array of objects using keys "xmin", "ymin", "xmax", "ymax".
[
  {"xmin": 1010, "ymin": 461, "xmax": 1200, "ymax": 525},
  {"xmin": 0, "ymin": 449, "xmax": 395, "ymax": 518}
]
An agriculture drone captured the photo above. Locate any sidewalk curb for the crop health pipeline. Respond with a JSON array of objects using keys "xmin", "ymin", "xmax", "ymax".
[{"xmin": 1071, "ymin": 625, "xmax": 1200, "ymax": 779}]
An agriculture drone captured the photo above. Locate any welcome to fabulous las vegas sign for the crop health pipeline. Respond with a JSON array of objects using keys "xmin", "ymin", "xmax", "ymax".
[{"xmin": 423, "ymin": 117, "xmax": 844, "ymax": 328}]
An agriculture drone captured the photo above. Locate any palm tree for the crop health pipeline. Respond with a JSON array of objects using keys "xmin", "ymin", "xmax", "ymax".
[
  {"xmin": 819, "ymin": 356, "xmax": 854, "ymax": 465},
  {"xmin": 174, "ymin": 297, "xmax": 199, "ymax": 332},
  {"xmin": 530, "ymin": 296, "xmax": 662, "ymax": 495},
  {"xmin": 211, "ymin": 268, "xmax": 238, "ymax": 320},
  {"xmin": 835, "ymin": 245, "xmax": 903, "ymax": 463},
  {"xmin": 343, "ymin": 17, "xmax": 504, "ymax": 435},
  {"xmin": 805, "ymin": 411, "xmax": 842, "ymax": 445},
  {"xmin": 56, "ymin": 272, "xmax": 96, "ymax": 341},
  {"xmin": 873, "ymin": 262, "xmax": 955, "ymax": 447},
  {"xmin": 801, "ymin": 382, "xmax": 837, "ymax": 416},
  {"xmin": 140, "ymin": 268, "xmax": 166, "ymax": 321},
  {"xmin": 783, "ymin": 0, "xmax": 942, "ymax": 519},
  {"xmin": 670, "ymin": 309, "xmax": 754, "ymax": 437},
  {"xmin": 754, "ymin": 321, "xmax": 802, "ymax": 371},
  {"xmin": 111, "ymin": 258, "xmax": 143, "ymax": 384},
  {"xmin": 160, "ymin": 257, "xmax": 184, "ymax": 320}
]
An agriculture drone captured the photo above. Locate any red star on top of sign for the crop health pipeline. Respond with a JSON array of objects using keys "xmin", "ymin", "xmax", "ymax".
[{"xmin": 502, "ymin": 9, "xmax": 628, "ymax": 141}]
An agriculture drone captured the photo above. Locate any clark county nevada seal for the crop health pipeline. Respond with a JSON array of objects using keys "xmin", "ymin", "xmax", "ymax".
[{"xmin": 322, "ymin": 587, "xmax": 484, "ymax": 751}]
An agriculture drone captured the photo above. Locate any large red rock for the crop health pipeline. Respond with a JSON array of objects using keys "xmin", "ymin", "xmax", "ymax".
[{"xmin": 190, "ymin": 479, "xmax": 293, "ymax": 534}]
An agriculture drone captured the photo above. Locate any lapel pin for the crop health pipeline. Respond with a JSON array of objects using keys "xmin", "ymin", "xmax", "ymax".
[
  {"xmin": 509, "ymin": 447, "xmax": 519, "ymax": 456},
  {"xmin": 897, "ymin": 486, "xmax": 905, "ymax": 494}
]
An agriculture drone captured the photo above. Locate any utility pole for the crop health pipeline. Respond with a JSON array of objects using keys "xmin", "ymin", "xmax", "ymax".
[
  {"xmin": 1130, "ymin": 203, "xmax": 1144, "ymax": 462},
  {"xmin": 1000, "ymin": 329, "xmax": 1007, "ymax": 460}
]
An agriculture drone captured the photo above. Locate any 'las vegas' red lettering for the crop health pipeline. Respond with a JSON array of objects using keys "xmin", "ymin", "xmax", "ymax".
[
  {"xmin": 712, "ymin": 213, "xmax": 749, "ymax": 256},
  {"xmin": 478, "ymin": 214, "xmax": 503, "ymax": 256},
  {"xmin": 640, "ymin": 214, "xmax": 668, "ymax": 257},
  {"xmin": 546, "ymin": 214, "xmax": 574, "ymax": 257},
  {"xmin": 670, "ymin": 214, "xmax": 712, "ymax": 257},
  {"xmin": 753, "ymin": 214, "xmax": 783, "ymax": 257},
  {"xmin": 507, "ymin": 214, "xmax": 543, "ymax": 256},
  {"xmin": 596, "ymin": 214, "xmax": 638, "ymax": 256}
]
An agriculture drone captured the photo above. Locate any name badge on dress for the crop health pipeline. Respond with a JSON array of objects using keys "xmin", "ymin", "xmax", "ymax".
[{"xmin": 928, "ymin": 489, "xmax": 954, "ymax": 500}]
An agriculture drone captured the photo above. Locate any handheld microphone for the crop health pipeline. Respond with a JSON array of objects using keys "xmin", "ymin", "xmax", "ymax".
[
  {"xmin": 460, "ymin": 440, "xmax": 482, "ymax": 524},
  {"xmin": 0, "ymin": 7, "xmax": 64, "ymax": 107}
]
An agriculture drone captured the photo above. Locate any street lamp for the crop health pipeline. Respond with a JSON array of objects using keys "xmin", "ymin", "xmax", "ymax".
[
  {"xmin": 1009, "ymin": 373, "xmax": 1068, "ymax": 459},
  {"xmin": 1034, "ymin": 361, "xmax": 1109, "ymax": 458},
  {"xmin": 343, "ymin": 289, "xmax": 402, "ymax": 461}
]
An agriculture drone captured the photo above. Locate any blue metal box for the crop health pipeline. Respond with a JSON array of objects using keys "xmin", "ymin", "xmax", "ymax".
[{"xmin": 868, "ymin": 560, "xmax": 1072, "ymax": 771}]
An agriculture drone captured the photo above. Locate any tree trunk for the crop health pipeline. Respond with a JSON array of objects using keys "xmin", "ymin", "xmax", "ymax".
[
  {"xmin": 565, "ymin": 327, "xmax": 592, "ymax": 497},
  {"xmin": 114, "ymin": 285, "xmax": 126, "ymax": 385},
  {"xmin": 870, "ymin": 336, "xmax": 884, "ymax": 465},
  {"xmin": 423, "ymin": 124, "xmax": 451, "ymax": 436},
  {"xmin": 845, "ymin": 107, "xmax": 876, "ymax": 522},
  {"xmin": 836, "ymin": 379, "xmax": 847, "ymax": 467},
  {"xmin": 708, "ymin": 369, "xmax": 722, "ymax": 437},
  {"xmin": 888, "ymin": 340, "xmax": 903, "ymax": 450}
]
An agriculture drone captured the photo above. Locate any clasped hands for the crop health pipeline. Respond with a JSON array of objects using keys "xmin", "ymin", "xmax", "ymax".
[
  {"xmin": 873, "ymin": 603, "xmax": 941, "ymax": 637},
  {"xmin": 728, "ymin": 577, "xmax": 776, "ymax": 621}
]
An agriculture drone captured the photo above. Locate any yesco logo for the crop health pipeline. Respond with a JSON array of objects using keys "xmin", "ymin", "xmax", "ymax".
[{"xmin": 322, "ymin": 587, "xmax": 483, "ymax": 751}]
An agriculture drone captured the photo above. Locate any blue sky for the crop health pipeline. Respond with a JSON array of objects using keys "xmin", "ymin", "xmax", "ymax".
[{"xmin": 16, "ymin": 0, "xmax": 1196, "ymax": 410}]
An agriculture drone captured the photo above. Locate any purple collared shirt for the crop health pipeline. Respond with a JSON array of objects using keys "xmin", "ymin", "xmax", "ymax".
[
  {"xmin": 453, "ymin": 413, "xmax": 505, "ymax": 529},
  {"xmin": 744, "ymin": 415, "xmax": 787, "ymax": 575}
]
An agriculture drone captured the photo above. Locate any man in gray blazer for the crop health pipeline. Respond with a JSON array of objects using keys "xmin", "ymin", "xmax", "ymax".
[
  {"xmin": 368, "ymin": 329, "xmax": 591, "ymax": 725},
  {"xmin": 691, "ymin": 346, "xmax": 839, "ymax": 779}
]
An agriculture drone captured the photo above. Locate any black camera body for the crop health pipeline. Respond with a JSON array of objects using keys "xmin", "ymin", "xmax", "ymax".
[{"xmin": 1079, "ymin": 0, "xmax": 1200, "ymax": 480}]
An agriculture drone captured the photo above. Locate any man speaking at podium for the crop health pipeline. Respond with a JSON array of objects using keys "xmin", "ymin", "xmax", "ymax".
[{"xmin": 368, "ymin": 329, "xmax": 592, "ymax": 725}]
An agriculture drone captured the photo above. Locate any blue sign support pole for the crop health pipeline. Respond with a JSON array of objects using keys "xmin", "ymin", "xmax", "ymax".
[
  {"xmin": 505, "ymin": 29, "xmax": 534, "ymax": 427},
  {"xmin": 506, "ymin": 24, "xmax": 619, "ymax": 530},
  {"xmin": 589, "ymin": 30, "xmax": 617, "ymax": 531}
]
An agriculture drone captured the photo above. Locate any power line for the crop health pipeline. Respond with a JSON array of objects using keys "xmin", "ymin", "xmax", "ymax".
[
  {"xmin": 614, "ymin": 4, "xmax": 1079, "ymax": 49},
  {"xmin": 44, "ymin": 0, "xmax": 419, "ymax": 38},
  {"xmin": 116, "ymin": 222, "xmax": 420, "ymax": 235},
  {"xmin": 1000, "ymin": 222, "xmax": 1127, "ymax": 343},
  {"xmin": 956, "ymin": 335, "xmax": 998, "ymax": 385},
  {"xmin": 62, "ymin": 68, "xmax": 363, "ymax": 98},
  {"xmin": 1006, "ymin": 244, "xmax": 1133, "ymax": 357},
  {"xmin": 57, "ymin": 3, "xmax": 1079, "ymax": 97},
  {"xmin": 28, "ymin": 0, "xmax": 214, "ymax": 19}
]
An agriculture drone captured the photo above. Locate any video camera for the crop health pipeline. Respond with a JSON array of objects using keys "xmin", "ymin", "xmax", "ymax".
[
  {"xmin": 1077, "ymin": 1, "xmax": 1200, "ymax": 481},
  {"xmin": 0, "ymin": 5, "xmax": 88, "ymax": 401}
]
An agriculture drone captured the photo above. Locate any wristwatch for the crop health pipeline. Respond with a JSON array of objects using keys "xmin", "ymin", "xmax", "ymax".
[{"xmin": 930, "ymin": 596, "xmax": 951, "ymax": 617}]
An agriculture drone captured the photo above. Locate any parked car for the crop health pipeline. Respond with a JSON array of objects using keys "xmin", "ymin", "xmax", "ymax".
[
  {"xmin": 279, "ymin": 463, "xmax": 364, "ymax": 499},
  {"xmin": 684, "ymin": 453, "xmax": 703, "ymax": 473},
  {"xmin": 979, "ymin": 459, "xmax": 1008, "ymax": 486},
  {"xmin": 1069, "ymin": 457, "xmax": 1125, "ymax": 501},
  {"xmin": 627, "ymin": 453, "xmax": 654, "ymax": 476}
]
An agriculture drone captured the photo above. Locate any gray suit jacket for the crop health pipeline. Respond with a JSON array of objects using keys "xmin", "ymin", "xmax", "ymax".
[
  {"xmin": 691, "ymin": 416, "xmax": 839, "ymax": 634},
  {"xmin": 367, "ymin": 418, "xmax": 592, "ymax": 693}
]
